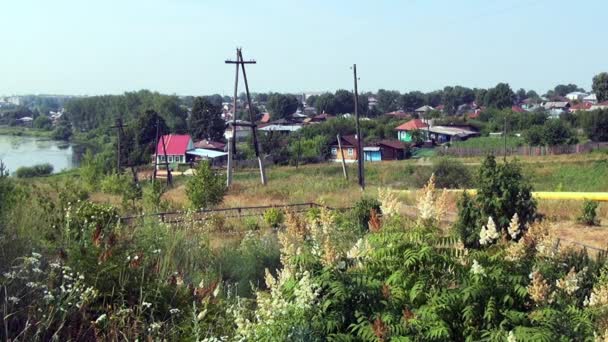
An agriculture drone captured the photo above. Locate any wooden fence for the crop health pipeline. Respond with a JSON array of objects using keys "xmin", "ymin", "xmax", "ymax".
[
  {"xmin": 119, "ymin": 202, "xmax": 351, "ymax": 225},
  {"xmin": 440, "ymin": 142, "xmax": 608, "ymax": 157}
]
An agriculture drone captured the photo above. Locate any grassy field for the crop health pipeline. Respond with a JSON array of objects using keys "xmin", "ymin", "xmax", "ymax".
[
  {"xmin": 0, "ymin": 125, "xmax": 53, "ymax": 138},
  {"xmin": 451, "ymin": 136, "xmax": 524, "ymax": 149}
]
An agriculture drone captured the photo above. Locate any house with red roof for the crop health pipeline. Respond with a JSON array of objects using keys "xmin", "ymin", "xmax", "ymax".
[
  {"xmin": 395, "ymin": 119, "xmax": 429, "ymax": 142},
  {"xmin": 260, "ymin": 112, "xmax": 271, "ymax": 124},
  {"xmin": 155, "ymin": 134, "xmax": 194, "ymax": 168},
  {"xmin": 570, "ymin": 102, "xmax": 593, "ymax": 113}
]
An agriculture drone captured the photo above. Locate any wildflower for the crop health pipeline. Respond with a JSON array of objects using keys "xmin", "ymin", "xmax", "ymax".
[
  {"xmin": 197, "ymin": 309, "xmax": 208, "ymax": 321},
  {"xmin": 43, "ymin": 293, "xmax": 55, "ymax": 302},
  {"xmin": 148, "ymin": 322, "xmax": 162, "ymax": 332},
  {"xmin": 507, "ymin": 331, "xmax": 517, "ymax": 342},
  {"xmin": 508, "ymin": 213, "xmax": 521, "ymax": 239},
  {"xmin": 142, "ymin": 301, "xmax": 152, "ymax": 308},
  {"xmin": 8, "ymin": 296, "xmax": 20, "ymax": 304},
  {"xmin": 3, "ymin": 271, "xmax": 16, "ymax": 279},
  {"xmin": 470, "ymin": 260, "xmax": 485, "ymax": 276},
  {"xmin": 556, "ymin": 267, "xmax": 581, "ymax": 295},
  {"xmin": 213, "ymin": 283, "xmax": 221, "ymax": 298},
  {"xmin": 31, "ymin": 252, "xmax": 42, "ymax": 259},
  {"xmin": 528, "ymin": 271, "xmax": 550, "ymax": 304},
  {"xmin": 479, "ymin": 217, "xmax": 499, "ymax": 246},
  {"xmin": 153, "ymin": 249, "xmax": 161, "ymax": 254},
  {"xmin": 94, "ymin": 314, "xmax": 107, "ymax": 324},
  {"xmin": 32, "ymin": 267, "xmax": 42, "ymax": 273},
  {"xmin": 505, "ymin": 238, "xmax": 527, "ymax": 261},
  {"xmin": 377, "ymin": 188, "xmax": 399, "ymax": 217},
  {"xmin": 50, "ymin": 262, "xmax": 61, "ymax": 269},
  {"xmin": 169, "ymin": 308, "xmax": 180, "ymax": 315},
  {"xmin": 417, "ymin": 174, "xmax": 436, "ymax": 223},
  {"xmin": 26, "ymin": 282, "xmax": 37, "ymax": 288}
]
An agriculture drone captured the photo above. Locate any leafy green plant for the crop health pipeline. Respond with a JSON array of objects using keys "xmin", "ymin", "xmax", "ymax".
[
  {"xmin": 577, "ymin": 200, "xmax": 600, "ymax": 226},
  {"xmin": 243, "ymin": 217, "xmax": 261, "ymax": 231},
  {"xmin": 352, "ymin": 197, "xmax": 381, "ymax": 232},
  {"xmin": 456, "ymin": 155, "xmax": 537, "ymax": 247},
  {"xmin": 186, "ymin": 161, "xmax": 226, "ymax": 210},
  {"xmin": 263, "ymin": 208, "xmax": 284, "ymax": 229},
  {"xmin": 14, "ymin": 163, "xmax": 53, "ymax": 178}
]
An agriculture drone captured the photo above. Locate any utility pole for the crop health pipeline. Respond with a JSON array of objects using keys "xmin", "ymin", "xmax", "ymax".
[
  {"xmin": 336, "ymin": 134, "xmax": 349, "ymax": 180},
  {"xmin": 226, "ymin": 48, "xmax": 266, "ymax": 185},
  {"xmin": 226, "ymin": 48, "xmax": 240, "ymax": 187},
  {"xmin": 111, "ymin": 118, "xmax": 123, "ymax": 173},
  {"xmin": 153, "ymin": 117, "xmax": 159, "ymax": 181},
  {"xmin": 503, "ymin": 115, "xmax": 507, "ymax": 161},
  {"xmin": 353, "ymin": 64, "xmax": 364, "ymax": 190}
]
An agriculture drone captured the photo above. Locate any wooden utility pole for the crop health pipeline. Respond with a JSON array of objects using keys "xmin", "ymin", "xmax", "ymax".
[
  {"xmin": 226, "ymin": 49, "xmax": 240, "ymax": 187},
  {"xmin": 160, "ymin": 133, "xmax": 172, "ymax": 186},
  {"xmin": 111, "ymin": 118, "xmax": 140, "ymax": 185},
  {"xmin": 353, "ymin": 64, "xmax": 364, "ymax": 190},
  {"xmin": 503, "ymin": 115, "xmax": 508, "ymax": 161},
  {"xmin": 153, "ymin": 117, "xmax": 160, "ymax": 181},
  {"xmin": 336, "ymin": 134, "xmax": 349, "ymax": 180},
  {"xmin": 111, "ymin": 118, "xmax": 124, "ymax": 172},
  {"xmin": 226, "ymin": 48, "xmax": 266, "ymax": 185}
]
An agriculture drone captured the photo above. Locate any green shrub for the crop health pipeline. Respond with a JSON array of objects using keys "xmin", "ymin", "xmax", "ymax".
[
  {"xmin": 455, "ymin": 155, "xmax": 537, "ymax": 247},
  {"xmin": 263, "ymin": 208, "xmax": 284, "ymax": 229},
  {"xmin": 577, "ymin": 200, "xmax": 600, "ymax": 226},
  {"xmin": 100, "ymin": 172, "xmax": 131, "ymax": 194},
  {"xmin": 14, "ymin": 163, "xmax": 53, "ymax": 178},
  {"xmin": 351, "ymin": 197, "xmax": 381, "ymax": 232},
  {"xmin": 432, "ymin": 157, "xmax": 471, "ymax": 188},
  {"xmin": 33, "ymin": 115, "xmax": 53, "ymax": 130},
  {"xmin": 186, "ymin": 161, "xmax": 226, "ymax": 210},
  {"xmin": 243, "ymin": 217, "xmax": 261, "ymax": 231}
]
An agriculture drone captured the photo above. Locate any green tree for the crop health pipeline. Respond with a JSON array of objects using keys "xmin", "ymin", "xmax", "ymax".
[
  {"xmin": 131, "ymin": 110, "xmax": 168, "ymax": 164},
  {"xmin": 592, "ymin": 72, "xmax": 608, "ymax": 102},
  {"xmin": 266, "ymin": 93, "xmax": 299, "ymax": 120},
  {"xmin": 523, "ymin": 125, "xmax": 544, "ymax": 145},
  {"xmin": 399, "ymin": 91, "xmax": 425, "ymax": 112},
  {"xmin": 189, "ymin": 96, "xmax": 225, "ymax": 141},
  {"xmin": 333, "ymin": 89, "xmax": 354, "ymax": 114},
  {"xmin": 485, "ymin": 83, "xmax": 514, "ymax": 109},
  {"xmin": 33, "ymin": 115, "xmax": 52, "ymax": 130},
  {"xmin": 541, "ymin": 119, "xmax": 575, "ymax": 146},
  {"xmin": 580, "ymin": 109, "xmax": 608, "ymax": 141},
  {"xmin": 51, "ymin": 115, "xmax": 72, "ymax": 140},
  {"xmin": 305, "ymin": 95, "xmax": 318, "ymax": 108},
  {"xmin": 455, "ymin": 155, "xmax": 536, "ymax": 247},
  {"xmin": 376, "ymin": 89, "xmax": 400, "ymax": 113},
  {"xmin": 186, "ymin": 161, "xmax": 226, "ymax": 209},
  {"xmin": 314, "ymin": 93, "xmax": 337, "ymax": 114}
]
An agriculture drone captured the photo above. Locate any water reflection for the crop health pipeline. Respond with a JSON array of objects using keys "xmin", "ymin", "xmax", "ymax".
[{"xmin": 0, "ymin": 135, "xmax": 81, "ymax": 174}]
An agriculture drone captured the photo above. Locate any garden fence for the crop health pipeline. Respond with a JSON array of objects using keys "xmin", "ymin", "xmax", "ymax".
[
  {"xmin": 119, "ymin": 202, "xmax": 351, "ymax": 226},
  {"xmin": 440, "ymin": 142, "xmax": 608, "ymax": 157}
]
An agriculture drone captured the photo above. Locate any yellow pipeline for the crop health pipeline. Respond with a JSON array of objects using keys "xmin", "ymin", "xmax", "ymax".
[{"xmin": 394, "ymin": 189, "xmax": 608, "ymax": 202}]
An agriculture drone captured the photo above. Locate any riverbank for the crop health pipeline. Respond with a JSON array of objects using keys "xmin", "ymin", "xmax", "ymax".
[{"xmin": 0, "ymin": 126, "xmax": 53, "ymax": 138}]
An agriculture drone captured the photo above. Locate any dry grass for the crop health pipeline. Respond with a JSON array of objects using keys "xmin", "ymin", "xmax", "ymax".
[{"xmin": 552, "ymin": 221, "xmax": 608, "ymax": 252}]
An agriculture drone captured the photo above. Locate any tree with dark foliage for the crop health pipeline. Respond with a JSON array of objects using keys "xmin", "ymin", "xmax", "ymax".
[{"xmin": 189, "ymin": 97, "xmax": 225, "ymax": 142}]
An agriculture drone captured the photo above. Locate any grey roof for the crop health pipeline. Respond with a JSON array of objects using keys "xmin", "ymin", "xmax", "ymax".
[
  {"xmin": 415, "ymin": 105, "xmax": 434, "ymax": 112},
  {"xmin": 428, "ymin": 126, "xmax": 478, "ymax": 137}
]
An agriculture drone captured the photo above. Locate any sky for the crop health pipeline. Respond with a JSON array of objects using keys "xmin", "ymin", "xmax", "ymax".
[{"xmin": 1, "ymin": 0, "xmax": 607, "ymax": 96}]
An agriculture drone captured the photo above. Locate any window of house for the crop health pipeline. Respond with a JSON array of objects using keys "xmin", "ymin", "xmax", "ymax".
[
  {"xmin": 331, "ymin": 147, "xmax": 337, "ymax": 155},
  {"xmin": 168, "ymin": 156, "xmax": 173, "ymax": 163},
  {"xmin": 347, "ymin": 148, "xmax": 354, "ymax": 156}
]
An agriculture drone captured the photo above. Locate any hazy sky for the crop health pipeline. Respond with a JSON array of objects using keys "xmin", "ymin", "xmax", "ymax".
[{"xmin": 1, "ymin": 0, "xmax": 607, "ymax": 96}]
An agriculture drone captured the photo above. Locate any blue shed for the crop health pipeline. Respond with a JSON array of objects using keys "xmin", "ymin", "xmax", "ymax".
[{"xmin": 363, "ymin": 147, "xmax": 381, "ymax": 162}]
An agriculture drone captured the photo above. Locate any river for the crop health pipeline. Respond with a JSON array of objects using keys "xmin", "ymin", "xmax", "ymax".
[{"xmin": 0, "ymin": 135, "xmax": 80, "ymax": 174}]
